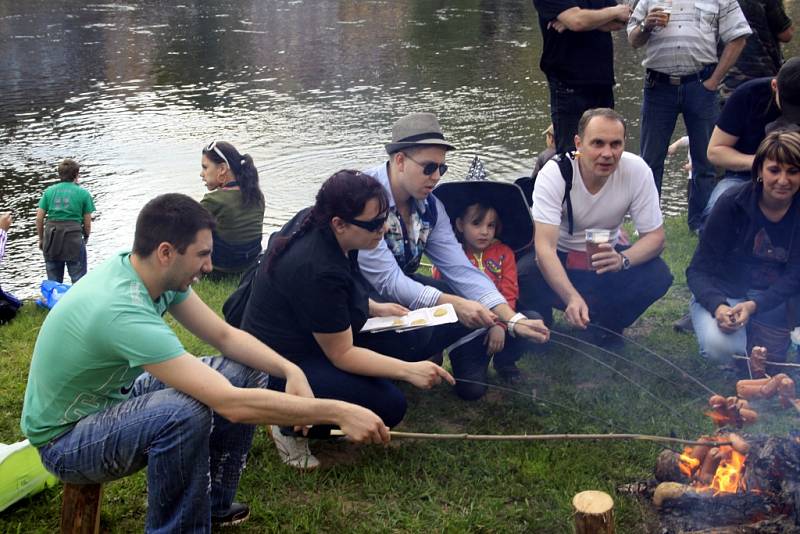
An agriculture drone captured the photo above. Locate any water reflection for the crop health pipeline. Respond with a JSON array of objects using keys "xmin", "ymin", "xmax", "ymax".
[{"xmin": 0, "ymin": 0, "xmax": 798, "ymax": 296}]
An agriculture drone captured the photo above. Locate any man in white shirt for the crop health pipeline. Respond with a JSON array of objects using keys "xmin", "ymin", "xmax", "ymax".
[{"xmin": 518, "ymin": 108, "xmax": 673, "ymax": 344}]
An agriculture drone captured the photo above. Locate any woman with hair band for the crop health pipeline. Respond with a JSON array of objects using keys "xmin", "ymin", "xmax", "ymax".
[
  {"xmin": 687, "ymin": 131, "xmax": 800, "ymax": 373},
  {"xmin": 240, "ymin": 170, "xmax": 454, "ymax": 470},
  {"xmin": 200, "ymin": 141, "xmax": 265, "ymax": 276}
]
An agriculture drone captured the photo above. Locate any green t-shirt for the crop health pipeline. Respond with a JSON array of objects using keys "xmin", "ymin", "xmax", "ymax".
[
  {"xmin": 200, "ymin": 189, "xmax": 264, "ymax": 244},
  {"xmin": 38, "ymin": 181, "xmax": 96, "ymax": 223},
  {"xmin": 21, "ymin": 252, "xmax": 189, "ymax": 447}
]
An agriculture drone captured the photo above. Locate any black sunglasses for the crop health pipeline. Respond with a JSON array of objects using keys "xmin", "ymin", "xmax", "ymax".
[
  {"xmin": 345, "ymin": 213, "xmax": 389, "ymax": 232},
  {"xmin": 404, "ymin": 153, "xmax": 448, "ymax": 177}
]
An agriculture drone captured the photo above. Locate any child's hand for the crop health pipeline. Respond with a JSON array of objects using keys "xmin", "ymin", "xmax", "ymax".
[
  {"xmin": 484, "ymin": 324, "xmax": 505, "ymax": 355},
  {"xmin": 0, "ymin": 212, "xmax": 11, "ymax": 232}
]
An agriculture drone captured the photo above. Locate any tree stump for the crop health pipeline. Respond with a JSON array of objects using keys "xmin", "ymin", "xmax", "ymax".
[
  {"xmin": 60, "ymin": 483, "xmax": 102, "ymax": 534},
  {"xmin": 573, "ymin": 490, "xmax": 615, "ymax": 534}
]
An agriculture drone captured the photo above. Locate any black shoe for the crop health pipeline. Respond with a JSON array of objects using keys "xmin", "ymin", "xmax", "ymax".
[
  {"xmin": 673, "ymin": 313, "xmax": 694, "ymax": 333},
  {"xmin": 212, "ymin": 502, "xmax": 251, "ymax": 527},
  {"xmin": 495, "ymin": 363, "xmax": 522, "ymax": 384}
]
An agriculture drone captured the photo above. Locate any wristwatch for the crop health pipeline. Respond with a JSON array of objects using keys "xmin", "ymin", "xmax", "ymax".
[
  {"xmin": 638, "ymin": 21, "xmax": 651, "ymax": 33},
  {"xmin": 620, "ymin": 252, "xmax": 631, "ymax": 271}
]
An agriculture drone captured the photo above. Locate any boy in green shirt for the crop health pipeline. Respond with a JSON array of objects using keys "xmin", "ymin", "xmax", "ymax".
[{"xmin": 35, "ymin": 159, "xmax": 95, "ymax": 283}]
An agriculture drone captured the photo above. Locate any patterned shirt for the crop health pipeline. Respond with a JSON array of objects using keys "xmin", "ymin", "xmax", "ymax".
[
  {"xmin": 0, "ymin": 228, "xmax": 6, "ymax": 265},
  {"xmin": 628, "ymin": 0, "xmax": 752, "ymax": 75}
]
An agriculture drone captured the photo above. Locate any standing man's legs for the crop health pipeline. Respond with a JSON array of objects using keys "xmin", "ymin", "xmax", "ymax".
[
  {"xmin": 548, "ymin": 77, "xmax": 614, "ymax": 153},
  {"xmin": 65, "ymin": 239, "xmax": 88, "ymax": 284},
  {"xmin": 640, "ymin": 77, "xmax": 681, "ymax": 195},
  {"xmin": 45, "ymin": 260, "xmax": 65, "ymax": 283},
  {"xmin": 682, "ymin": 74, "xmax": 720, "ymax": 231}
]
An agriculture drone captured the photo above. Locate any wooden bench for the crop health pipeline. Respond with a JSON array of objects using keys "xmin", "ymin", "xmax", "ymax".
[{"xmin": 60, "ymin": 483, "xmax": 103, "ymax": 534}]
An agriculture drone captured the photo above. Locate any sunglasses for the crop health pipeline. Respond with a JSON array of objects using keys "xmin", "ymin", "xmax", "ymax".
[
  {"xmin": 345, "ymin": 213, "xmax": 389, "ymax": 233},
  {"xmin": 404, "ymin": 153, "xmax": 448, "ymax": 177},
  {"xmin": 205, "ymin": 141, "xmax": 230, "ymax": 168}
]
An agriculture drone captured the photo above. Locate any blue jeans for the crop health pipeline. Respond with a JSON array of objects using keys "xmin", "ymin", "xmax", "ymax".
[
  {"xmin": 690, "ymin": 294, "xmax": 789, "ymax": 362},
  {"xmin": 547, "ymin": 76, "xmax": 614, "ymax": 153},
  {"xmin": 38, "ymin": 356, "xmax": 266, "ymax": 534},
  {"xmin": 45, "ymin": 239, "xmax": 87, "ymax": 284},
  {"xmin": 640, "ymin": 66, "xmax": 719, "ymax": 230},
  {"xmin": 699, "ymin": 176, "xmax": 749, "ymax": 232}
]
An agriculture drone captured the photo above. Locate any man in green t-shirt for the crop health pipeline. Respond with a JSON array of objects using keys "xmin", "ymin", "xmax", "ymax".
[
  {"xmin": 35, "ymin": 158, "xmax": 96, "ymax": 283},
  {"xmin": 21, "ymin": 193, "xmax": 390, "ymax": 531}
]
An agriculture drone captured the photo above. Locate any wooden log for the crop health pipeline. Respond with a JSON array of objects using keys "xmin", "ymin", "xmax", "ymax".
[
  {"xmin": 573, "ymin": 490, "xmax": 614, "ymax": 534},
  {"xmin": 60, "ymin": 483, "xmax": 102, "ymax": 534}
]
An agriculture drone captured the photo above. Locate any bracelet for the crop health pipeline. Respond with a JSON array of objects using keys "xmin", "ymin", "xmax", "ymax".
[{"xmin": 507, "ymin": 312, "xmax": 527, "ymax": 338}]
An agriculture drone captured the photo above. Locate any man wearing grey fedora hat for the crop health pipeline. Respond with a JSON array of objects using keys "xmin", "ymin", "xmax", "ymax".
[{"xmin": 358, "ymin": 112, "xmax": 550, "ymax": 400}]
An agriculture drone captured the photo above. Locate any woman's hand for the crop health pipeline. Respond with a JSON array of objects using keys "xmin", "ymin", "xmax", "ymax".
[
  {"xmin": 368, "ymin": 299, "xmax": 409, "ymax": 318},
  {"xmin": 731, "ymin": 300, "xmax": 757, "ymax": 328},
  {"xmin": 485, "ymin": 325, "xmax": 506, "ymax": 355},
  {"xmin": 714, "ymin": 304, "xmax": 740, "ymax": 333},
  {"xmin": 402, "ymin": 361, "xmax": 455, "ymax": 389}
]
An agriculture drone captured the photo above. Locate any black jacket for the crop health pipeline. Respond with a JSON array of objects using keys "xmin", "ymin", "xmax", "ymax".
[{"xmin": 687, "ymin": 181, "xmax": 800, "ymax": 316}]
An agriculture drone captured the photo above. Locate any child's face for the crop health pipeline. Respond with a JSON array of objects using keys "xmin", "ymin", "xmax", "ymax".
[{"xmin": 456, "ymin": 205, "xmax": 498, "ymax": 252}]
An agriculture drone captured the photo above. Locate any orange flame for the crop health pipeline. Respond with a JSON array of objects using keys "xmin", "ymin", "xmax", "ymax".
[
  {"xmin": 710, "ymin": 446, "xmax": 746, "ymax": 494},
  {"xmin": 679, "ymin": 447, "xmax": 700, "ymax": 478}
]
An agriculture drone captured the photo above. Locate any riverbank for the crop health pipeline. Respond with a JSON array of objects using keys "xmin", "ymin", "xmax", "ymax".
[{"xmin": 0, "ymin": 217, "xmax": 795, "ymax": 533}]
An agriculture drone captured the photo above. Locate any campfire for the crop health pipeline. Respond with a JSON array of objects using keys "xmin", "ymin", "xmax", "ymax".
[{"xmin": 622, "ymin": 346, "xmax": 800, "ymax": 532}]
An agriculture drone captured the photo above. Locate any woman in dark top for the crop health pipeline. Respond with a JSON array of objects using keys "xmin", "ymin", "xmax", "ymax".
[
  {"xmin": 200, "ymin": 141, "xmax": 265, "ymax": 276},
  {"xmin": 687, "ymin": 131, "xmax": 800, "ymax": 368},
  {"xmin": 241, "ymin": 170, "xmax": 454, "ymax": 470}
]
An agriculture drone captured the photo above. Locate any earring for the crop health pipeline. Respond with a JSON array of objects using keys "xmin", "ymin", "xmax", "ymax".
[{"xmin": 757, "ymin": 175, "xmax": 763, "ymax": 183}]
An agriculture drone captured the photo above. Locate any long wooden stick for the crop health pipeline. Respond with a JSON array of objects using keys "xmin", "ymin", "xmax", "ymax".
[{"xmin": 329, "ymin": 430, "xmax": 730, "ymax": 447}]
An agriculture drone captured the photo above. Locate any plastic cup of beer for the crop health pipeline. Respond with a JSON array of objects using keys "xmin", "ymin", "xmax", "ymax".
[
  {"xmin": 652, "ymin": 0, "xmax": 671, "ymax": 31},
  {"xmin": 585, "ymin": 229, "xmax": 611, "ymax": 270}
]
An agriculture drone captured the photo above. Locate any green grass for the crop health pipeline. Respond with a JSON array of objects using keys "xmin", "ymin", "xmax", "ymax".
[{"xmin": 1, "ymin": 218, "xmax": 797, "ymax": 533}]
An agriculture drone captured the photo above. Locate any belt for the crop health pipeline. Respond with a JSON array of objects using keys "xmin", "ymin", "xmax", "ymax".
[{"xmin": 646, "ymin": 66, "xmax": 714, "ymax": 86}]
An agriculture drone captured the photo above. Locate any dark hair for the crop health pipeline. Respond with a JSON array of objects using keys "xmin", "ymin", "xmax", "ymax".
[
  {"xmin": 453, "ymin": 202, "xmax": 502, "ymax": 243},
  {"xmin": 202, "ymin": 141, "xmax": 265, "ymax": 209},
  {"xmin": 58, "ymin": 159, "xmax": 80, "ymax": 182},
  {"xmin": 133, "ymin": 193, "xmax": 217, "ymax": 257},
  {"xmin": 267, "ymin": 170, "xmax": 389, "ymax": 272},
  {"xmin": 752, "ymin": 130, "xmax": 800, "ymax": 183},
  {"xmin": 577, "ymin": 108, "xmax": 627, "ymax": 138}
]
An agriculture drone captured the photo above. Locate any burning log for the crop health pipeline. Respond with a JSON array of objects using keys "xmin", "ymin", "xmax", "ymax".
[
  {"xmin": 707, "ymin": 395, "xmax": 759, "ymax": 427},
  {"xmin": 572, "ymin": 490, "xmax": 615, "ymax": 534}
]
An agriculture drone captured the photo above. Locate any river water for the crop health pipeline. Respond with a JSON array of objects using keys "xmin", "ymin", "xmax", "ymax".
[{"xmin": 1, "ymin": 0, "xmax": 798, "ymax": 297}]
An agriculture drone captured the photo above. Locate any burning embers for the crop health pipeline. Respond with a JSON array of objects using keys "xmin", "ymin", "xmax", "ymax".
[{"xmin": 677, "ymin": 434, "xmax": 749, "ymax": 494}]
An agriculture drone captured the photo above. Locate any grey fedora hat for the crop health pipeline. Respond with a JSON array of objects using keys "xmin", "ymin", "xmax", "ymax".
[{"xmin": 385, "ymin": 112, "xmax": 457, "ymax": 154}]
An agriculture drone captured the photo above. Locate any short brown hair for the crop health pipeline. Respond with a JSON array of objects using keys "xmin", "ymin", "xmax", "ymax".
[
  {"xmin": 58, "ymin": 159, "xmax": 80, "ymax": 182},
  {"xmin": 577, "ymin": 108, "xmax": 627, "ymax": 138},
  {"xmin": 752, "ymin": 131, "xmax": 800, "ymax": 183}
]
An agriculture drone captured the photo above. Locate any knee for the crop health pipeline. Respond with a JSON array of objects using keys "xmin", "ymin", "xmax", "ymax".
[
  {"xmin": 376, "ymin": 387, "xmax": 407, "ymax": 428},
  {"xmin": 163, "ymin": 393, "xmax": 214, "ymax": 439},
  {"xmin": 698, "ymin": 330, "xmax": 741, "ymax": 363}
]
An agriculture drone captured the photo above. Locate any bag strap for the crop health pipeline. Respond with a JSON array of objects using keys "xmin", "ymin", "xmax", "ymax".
[{"xmin": 555, "ymin": 151, "xmax": 577, "ymax": 235}]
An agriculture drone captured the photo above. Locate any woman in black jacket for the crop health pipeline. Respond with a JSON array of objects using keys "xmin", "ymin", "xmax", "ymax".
[{"xmin": 687, "ymin": 131, "xmax": 800, "ymax": 366}]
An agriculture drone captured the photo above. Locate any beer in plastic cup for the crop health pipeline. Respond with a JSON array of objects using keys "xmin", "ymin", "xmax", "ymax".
[{"xmin": 585, "ymin": 228, "xmax": 611, "ymax": 270}]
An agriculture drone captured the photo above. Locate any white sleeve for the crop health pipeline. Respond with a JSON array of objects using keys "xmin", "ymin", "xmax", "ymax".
[
  {"xmin": 532, "ymin": 159, "xmax": 567, "ymax": 226},
  {"xmin": 627, "ymin": 157, "xmax": 664, "ymax": 234},
  {"xmin": 0, "ymin": 228, "xmax": 6, "ymax": 265}
]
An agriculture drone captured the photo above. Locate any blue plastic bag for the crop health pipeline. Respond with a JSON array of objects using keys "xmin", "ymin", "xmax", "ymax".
[{"xmin": 36, "ymin": 280, "xmax": 71, "ymax": 310}]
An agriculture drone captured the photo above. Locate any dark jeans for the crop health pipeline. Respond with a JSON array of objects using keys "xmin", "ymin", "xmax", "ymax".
[
  {"xmin": 639, "ymin": 65, "xmax": 719, "ymax": 231},
  {"xmin": 517, "ymin": 247, "xmax": 673, "ymax": 331},
  {"xmin": 45, "ymin": 239, "xmax": 87, "ymax": 284},
  {"xmin": 547, "ymin": 76, "xmax": 614, "ymax": 153}
]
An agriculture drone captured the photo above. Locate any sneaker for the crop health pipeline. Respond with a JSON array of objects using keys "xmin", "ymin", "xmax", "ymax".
[
  {"xmin": 673, "ymin": 313, "xmax": 694, "ymax": 333},
  {"xmin": 270, "ymin": 425, "xmax": 320, "ymax": 471},
  {"xmin": 211, "ymin": 502, "xmax": 250, "ymax": 527}
]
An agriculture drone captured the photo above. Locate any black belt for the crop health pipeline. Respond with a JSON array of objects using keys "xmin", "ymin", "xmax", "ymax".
[{"xmin": 646, "ymin": 66, "xmax": 714, "ymax": 86}]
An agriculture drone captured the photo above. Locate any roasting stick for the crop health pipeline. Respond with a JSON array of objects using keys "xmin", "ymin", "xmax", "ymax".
[
  {"xmin": 730, "ymin": 354, "xmax": 800, "ymax": 369},
  {"xmin": 329, "ymin": 429, "xmax": 731, "ymax": 447}
]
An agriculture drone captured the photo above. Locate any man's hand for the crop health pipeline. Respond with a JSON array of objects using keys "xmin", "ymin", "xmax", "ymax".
[
  {"xmin": 485, "ymin": 325, "xmax": 506, "ymax": 355},
  {"xmin": 513, "ymin": 318, "xmax": 550, "ymax": 343},
  {"xmin": 615, "ymin": 4, "xmax": 633, "ymax": 23},
  {"xmin": 731, "ymin": 301, "xmax": 757, "ymax": 328},
  {"xmin": 714, "ymin": 304, "xmax": 740, "ymax": 333},
  {"xmin": 283, "ymin": 366, "xmax": 315, "ymax": 435},
  {"xmin": 369, "ymin": 301, "xmax": 409, "ymax": 318},
  {"xmin": 565, "ymin": 295, "xmax": 590, "ymax": 329},
  {"xmin": 702, "ymin": 78, "xmax": 719, "ymax": 92},
  {"xmin": 453, "ymin": 298, "xmax": 497, "ymax": 329},
  {"xmin": 335, "ymin": 404, "xmax": 391, "ymax": 444},
  {"xmin": 0, "ymin": 212, "xmax": 11, "ymax": 232},
  {"xmin": 548, "ymin": 19, "xmax": 567, "ymax": 32},
  {"xmin": 643, "ymin": 6, "xmax": 667, "ymax": 31},
  {"xmin": 591, "ymin": 243, "xmax": 623, "ymax": 274},
  {"xmin": 402, "ymin": 361, "xmax": 455, "ymax": 389}
]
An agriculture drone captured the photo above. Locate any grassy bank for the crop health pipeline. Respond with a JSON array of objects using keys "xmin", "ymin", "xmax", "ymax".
[{"xmin": 1, "ymin": 217, "xmax": 796, "ymax": 533}]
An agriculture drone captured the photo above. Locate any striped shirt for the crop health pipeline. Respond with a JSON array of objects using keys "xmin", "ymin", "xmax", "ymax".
[{"xmin": 627, "ymin": 0, "xmax": 751, "ymax": 75}]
